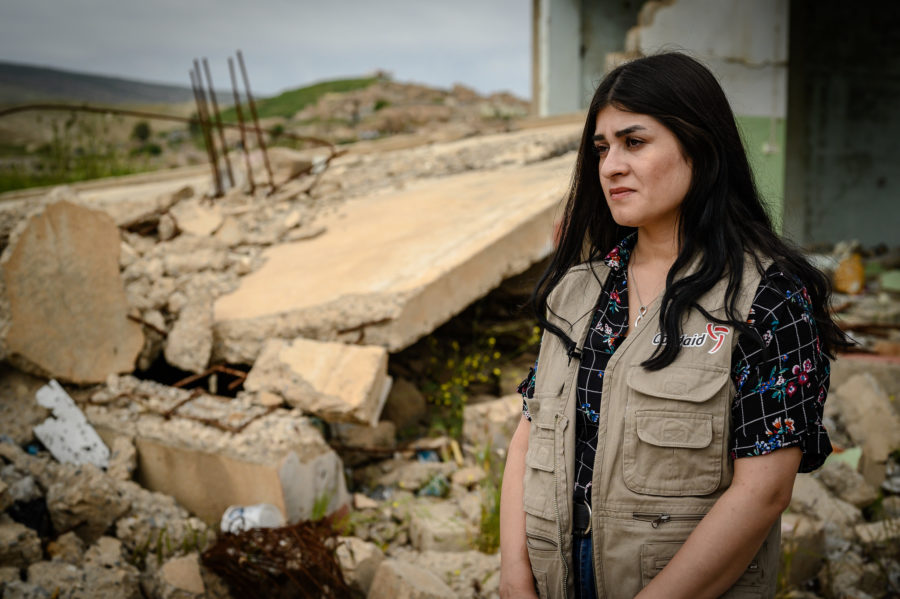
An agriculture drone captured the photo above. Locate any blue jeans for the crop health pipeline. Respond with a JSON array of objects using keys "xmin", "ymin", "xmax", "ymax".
[{"xmin": 573, "ymin": 535, "xmax": 597, "ymax": 599}]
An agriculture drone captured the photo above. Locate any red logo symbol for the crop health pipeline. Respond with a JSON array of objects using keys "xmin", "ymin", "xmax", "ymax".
[{"xmin": 706, "ymin": 323, "xmax": 730, "ymax": 354}]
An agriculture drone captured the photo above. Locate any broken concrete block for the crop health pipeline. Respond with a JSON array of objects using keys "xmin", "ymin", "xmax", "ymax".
[
  {"xmin": 0, "ymin": 521, "xmax": 42, "ymax": 568},
  {"xmin": 107, "ymin": 436, "xmax": 137, "ymax": 482},
  {"xmin": 0, "ymin": 200, "xmax": 144, "ymax": 383},
  {"xmin": 163, "ymin": 301, "xmax": 213, "ymax": 374},
  {"xmin": 331, "ymin": 421, "xmax": 396, "ymax": 451},
  {"xmin": 389, "ymin": 548, "xmax": 502, "ymax": 599},
  {"xmin": 0, "ymin": 480, "xmax": 10, "ymax": 512},
  {"xmin": 169, "ymin": 198, "xmax": 223, "ymax": 237},
  {"xmin": 789, "ymin": 474, "xmax": 862, "ymax": 527},
  {"xmin": 46, "ymin": 531, "xmax": 85, "ymax": 565},
  {"xmin": 833, "ymin": 254, "xmax": 865, "ymax": 294},
  {"xmin": 46, "ymin": 463, "xmax": 131, "ymax": 544},
  {"xmin": 96, "ymin": 184, "xmax": 194, "ymax": 229},
  {"xmin": 83, "ymin": 536, "xmax": 126, "ymax": 569},
  {"xmin": 0, "ymin": 566, "xmax": 19, "ymax": 586},
  {"xmin": 817, "ymin": 459, "xmax": 879, "ymax": 508},
  {"xmin": 0, "ymin": 365, "xmax": 50, "ymax": 445},
  {"xmin": 244, "ymin": 338, "xmax": 390, "ymax": 426},
  {"xmin": 155, "ymin": 553, "xmax": 205, "ymax": 597},
  {"xmin": 380, "ymin": 378, "xmax": 426, "ymax": 431},
  {"xmin": 409, "ymin": 500, "xmax": 474, "ymax": 552},
  {"xmin": 832, "ymin": 373, "xmax": 900, "ymax": 486},
  {"xmin": 780, "ymin": 513, "xmax": 825, "ymax": 588},
  {"xmin": 335, "ymin": 536, "xmax": 384, "ymax": 596},
  {"xmin": 87, "ymin": 378, "xmax": 349, "ymax": 524},
  {"xmin": 451, "ymin": 466, "xmax": 487, "ymax": 489},
  {"xmin": 213, "ymin": 156, "xmax": 569, "ymax": 362},
  {"xmin": 462, "ymin": 394, "xmax": 521, "ymax": 450},
  {"xmin": 83, "ymin": 562, "xmax": 142, "ymax": 599},
  {"xmin": 367, "ymin": 559, "xmax": 456, "ymax": 599},
  {"xmin": 854, "ymin": 518, "xmax": 900, "ymax": 547},
  {"xmin": 33, "ymin": 380, "xmax": 110, "ymax": 469},
  {"xmin": 25, "ymin": 561, "xmax": 84, "ymax": 595}
]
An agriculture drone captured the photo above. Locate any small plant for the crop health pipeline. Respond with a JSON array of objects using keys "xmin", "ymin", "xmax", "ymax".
[{"xmin": 373, "ymin": 98, "xmax": 390, "ymax": 111}]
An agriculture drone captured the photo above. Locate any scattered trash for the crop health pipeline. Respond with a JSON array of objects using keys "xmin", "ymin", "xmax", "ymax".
[
  {"xmin": 417, "ymin": 450, "xmax": 440, "ymax": 463},
  {"xmin": 220, "ymin": 503, "xmax": 286, "ymax": 534},
  {"xmin": 417, "ymin": 473, "xmax": 450, "ymax": 498},
  {"xmin": 32, "ymin": 379, "xmax": 109, "ymax": 468}
]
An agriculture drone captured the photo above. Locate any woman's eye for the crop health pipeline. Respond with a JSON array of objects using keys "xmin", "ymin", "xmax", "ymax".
[
  {"xmin": 592, "ymin": 144, "xmax": 608, "ymax": 156},
  {"xmin": 626, "ymin": 137, "xmax": 644, "ymax": 148}
]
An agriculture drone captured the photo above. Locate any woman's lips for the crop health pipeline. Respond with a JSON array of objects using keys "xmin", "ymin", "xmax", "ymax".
[{"xmin": 608, "ymin": 187, "xmax": 635, "ymax": 200}]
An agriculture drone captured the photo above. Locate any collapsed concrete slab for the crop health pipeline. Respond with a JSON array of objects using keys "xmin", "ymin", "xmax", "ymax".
[
  {"xmin": 86, "ymin": 377, "xmax": 349, "ymax": 525},
  {"xmin": 243, "ymin": 338, "xmax": 390, "ymax": 425},
  {"xmin": 213, "ymin": 155, "xmax": 571, "ymax": 362},
  {"xmin": 0, "ymin": 200, "xmax": 143, "ymax": 383}
]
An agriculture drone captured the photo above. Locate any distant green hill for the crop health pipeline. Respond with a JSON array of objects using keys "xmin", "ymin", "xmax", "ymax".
[
  {"xmin": 0, "ymin": 61, "xmax": 214, "ymax": 106},
  {"xmin": 221, "ymin": 76, "xmax": 378, "ymax": 121}
]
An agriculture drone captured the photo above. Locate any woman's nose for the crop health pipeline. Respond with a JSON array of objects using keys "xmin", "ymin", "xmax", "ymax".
[{"xmin": 599, "ymin": 147, "xmax": 628, "ymax": 179}]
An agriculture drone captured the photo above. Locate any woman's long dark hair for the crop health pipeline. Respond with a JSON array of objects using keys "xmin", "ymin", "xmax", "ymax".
[{"xmin": 532, "ymin": 52, "xmax": 850, "ymax": 369}]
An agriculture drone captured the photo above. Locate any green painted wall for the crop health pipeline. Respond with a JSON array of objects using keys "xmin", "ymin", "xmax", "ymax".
[{"xmin": 736, "ymin": 115, "xmax": 786, "ymax": 231}]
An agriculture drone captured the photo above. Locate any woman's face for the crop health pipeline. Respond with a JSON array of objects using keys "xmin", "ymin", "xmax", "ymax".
[{"xmin": 593, "ymin": 106, "xmax": 693, "ymax": 234}]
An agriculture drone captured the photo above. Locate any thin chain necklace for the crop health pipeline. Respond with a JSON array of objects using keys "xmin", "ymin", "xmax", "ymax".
[{"xmin": 628, "ymin": 259, "xmax": 648, "ymax": 327}]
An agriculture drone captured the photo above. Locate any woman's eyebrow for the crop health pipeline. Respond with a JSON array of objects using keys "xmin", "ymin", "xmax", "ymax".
[{"xmin": 592, "ymin": 125, "xmax": 647, "ymax": 141}]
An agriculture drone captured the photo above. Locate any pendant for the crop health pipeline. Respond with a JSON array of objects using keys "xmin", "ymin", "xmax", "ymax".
[{"xmin": 634, "ymin": 305, "xmax": 647, "ymax": 327}]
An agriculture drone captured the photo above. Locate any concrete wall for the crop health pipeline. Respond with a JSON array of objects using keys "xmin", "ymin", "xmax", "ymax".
[
  {"xmin": 579, "ymin": 0, "xmax": 643, "ymax": 106},
  {"xmin": 534, "ymin": 0, "xmax": 581, "ymax": 116},
  {"xmin": 783, "ymin": 1, "xmax": 900, "ymax": 245},
  {"xmin": 636, "ymin": 0, "xmax": 788, "ymax": 224}
]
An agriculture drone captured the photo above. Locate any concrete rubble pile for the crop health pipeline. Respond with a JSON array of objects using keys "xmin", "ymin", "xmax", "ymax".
[
  {"xmin": 0, "ymin": 120, "xmax": 580, "ymax": 597},
  {"xmin": 1, "ymin": 104, "xmax": 899, "ymax": 597}
]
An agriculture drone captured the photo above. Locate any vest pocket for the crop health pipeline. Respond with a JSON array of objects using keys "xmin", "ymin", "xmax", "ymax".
[
  {"xmin": 523, "ymin": 422, "xmax": 556, "ymax": 519},
  {"xmin": 623, "ymin": 364, "xmax": 729, "ymax": 496},
  {"xmin": 640, "ymin": 541, "xmax": 766, "ymax": 597},
  {"xmin": 624, "ymin": 409, "xmax": 722, "ymax": 495}
]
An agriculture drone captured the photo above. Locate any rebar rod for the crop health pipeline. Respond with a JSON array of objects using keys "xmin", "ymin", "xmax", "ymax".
[
  {"xmin": 227, "ymin": 57, "xmax": 255, "ymax": 194},
  {"xmin": 202, "ymin": 57, "xmax": 235, "ymax": 188},
  {"xmin": 193, "ymin": 60, "xmax": 223, "ymax": 197},
  {"xmin": 189, "ymin": 68, "xmax": 222, "ymax": 197},
  {"xmin": 236, "ymin": 50, "xmax": 275, "ymax": 192}
]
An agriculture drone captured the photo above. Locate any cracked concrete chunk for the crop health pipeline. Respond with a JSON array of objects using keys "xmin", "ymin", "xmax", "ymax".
[
  {"xmin": 368, "ymin": 559, "xmax": 455, "ymax": 599},
  {"xmin": 0, "ymin": 521, "xmax": 42, "ymax": 568},
  {"xmin": 244, "ymin": 338, "xmax": 390, "ymax": 425},
  {"xmin": 163, "ymin": 301, "xmax": 213, "ymax": 374},
  {"xmin": 213, "ymin": 156, "xmax": 569, "ymax": 361},
  {"xmin": 335, "ymin": 536, "xmax": 384, "ymax": 595},
  {"xmin": 462, "ymin": 393, "xmax": 521, "ymax": 450},
  {"xmin": 409, "ymin": 500, "xmax": 474, "ymax": 552},
  {"xmin": 156, "ymin": 553, "xmax": 205, "ymax": 597},
  {"xmin": 0, "ymin": 200, "xmax": 143, "ymax": 383},
  {"xmin": 169, "ymin": 198, "xmax": 223, "ymax": 237},
  {"xmin": 87, "ymin": 378, "xmax": 349, "ymax": 524},
  {"xmin": 45, "ymin": 463, "xmax": 130, "ymax": 544}
]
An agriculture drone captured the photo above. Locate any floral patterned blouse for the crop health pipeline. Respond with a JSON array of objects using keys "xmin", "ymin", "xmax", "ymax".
[{"xmin": 519, "ymin": 234, "xmax": 832, "ymax": 508}]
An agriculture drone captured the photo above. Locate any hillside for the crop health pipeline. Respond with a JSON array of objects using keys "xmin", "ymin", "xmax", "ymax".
[{"xmin": 0, "ymin": 61, "xmax": 203, "ymax": 106}]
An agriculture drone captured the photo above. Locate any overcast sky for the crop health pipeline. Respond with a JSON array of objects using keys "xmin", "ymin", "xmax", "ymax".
[{"xmin": 0, "ymin": 0, "xmax": 532, "ymax": 98}]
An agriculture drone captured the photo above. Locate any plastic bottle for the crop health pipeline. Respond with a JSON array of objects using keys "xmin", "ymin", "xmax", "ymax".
[{"xmin": 220, "ymin": 503, "xmax": 286, "ymax": 533}]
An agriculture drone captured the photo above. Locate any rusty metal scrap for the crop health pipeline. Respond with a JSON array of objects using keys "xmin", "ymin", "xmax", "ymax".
[
  {"xmin": 236, "ymin": 50, "xmax": 276, "ymax": 193},
  {"xmin": 201, "ymin": 517, "xmax": 353, "ymax": 599},
  {"xmin": 228, "ymin": 56, "xmax": 256, "ymax": 194},
  {"xmin": 202, "ymin": 57, "xmax": 235, "ymax": 188},
  {"xmin": 190, "ymin": 67, "xmax": 223, "ymax": 197}
]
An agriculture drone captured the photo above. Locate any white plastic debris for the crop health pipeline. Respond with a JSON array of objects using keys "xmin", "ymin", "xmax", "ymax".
[
  {"xmin": 33, "ymin": 379, "xmax": 110, "ymax": 468},
  {"xmin": 220, "ymin": 503, "xmax": 286, "ymax": 533}
]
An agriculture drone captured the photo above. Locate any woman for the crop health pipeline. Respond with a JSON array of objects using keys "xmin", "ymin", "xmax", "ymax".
[{"xmin": 498, "ymin": 52, "xmax": 849, "ymax": 599}]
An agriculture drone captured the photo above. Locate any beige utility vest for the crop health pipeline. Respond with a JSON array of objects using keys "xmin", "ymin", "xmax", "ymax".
[{"xmin": 523, "ymin": 256, "xmax": 780, "ymax": 598}]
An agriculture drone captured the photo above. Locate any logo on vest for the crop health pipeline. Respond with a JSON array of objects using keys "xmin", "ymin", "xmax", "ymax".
[{"xmin": 651, "ymin": 323, "xmax": 731, "ymax": 354}]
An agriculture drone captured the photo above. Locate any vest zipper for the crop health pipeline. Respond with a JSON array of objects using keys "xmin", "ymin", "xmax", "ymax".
[
  {"xmin": 553, "ymin": 412, "xmax": 569, "ymax": 595},
  {"xmin": 632, "ymin": 512, "xmax": 705, "ymax": 528}
]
